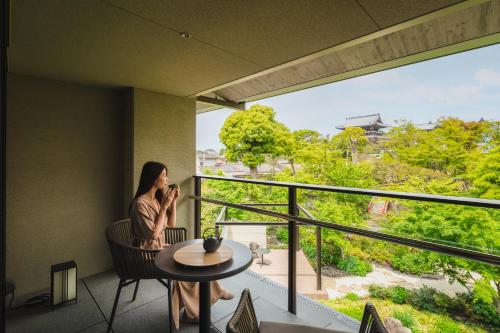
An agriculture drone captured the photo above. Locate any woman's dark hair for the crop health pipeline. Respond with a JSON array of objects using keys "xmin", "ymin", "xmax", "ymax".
[{"xmin": 129, "ymin": 161, "xmax": 168, "ymax": 216}]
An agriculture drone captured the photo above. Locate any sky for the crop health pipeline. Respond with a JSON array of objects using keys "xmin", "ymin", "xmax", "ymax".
[{"xmin": 196, "ymin": 44, "xmax": 500, "ymax": 151}]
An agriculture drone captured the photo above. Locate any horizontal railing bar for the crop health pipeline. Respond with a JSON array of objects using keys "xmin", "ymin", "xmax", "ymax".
[
  {"xmin": 194, "ymin": 175, "xmax": 500, "ymax": 209},
  {"xmin": 216, "ymin": 222, "xmax": 296, "ymax": 226},
  {"xmin": 189, "ymin": 195, "xmax": 500, "ymax": 266},
  {"xmin": 237, "ymin": 203, "xmax": 288, "ymax": 206}
]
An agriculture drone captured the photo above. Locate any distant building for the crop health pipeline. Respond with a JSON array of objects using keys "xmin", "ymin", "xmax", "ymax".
[
  {"xmin": 196, "ymin": 149, "xmax": 225, "ymax": 173},
  {"xmin": 196, "ymin": 149, "xmax": 299, "ymax": 177},
  {"xmin": 336, "ymin": 113, "xmax": 389, "ymax": 141}
]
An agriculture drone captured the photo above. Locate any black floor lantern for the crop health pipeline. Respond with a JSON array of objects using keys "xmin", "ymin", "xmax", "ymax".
[{"xmin": 51, "ymin": 260, "xmax": 77, "ymax": 309}]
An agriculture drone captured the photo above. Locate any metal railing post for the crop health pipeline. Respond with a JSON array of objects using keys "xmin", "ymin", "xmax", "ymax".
[
  {"xmin": 296, "ymin": 209, "xmax": 300, "ymax": 252},
  {"xmin": 316, "ymin": 226, "xmax": 321, "ymax": 290},
  {"xmin": 288, "ymin": 187, "xmax": 297, "ymax": 314},
  {"xmin": 194, "ymin": 176, "xmax": 201, "ymax": 239}
]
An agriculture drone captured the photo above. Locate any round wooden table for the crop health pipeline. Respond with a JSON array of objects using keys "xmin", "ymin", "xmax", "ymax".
[{"xmin": 155, "ymin": 239, "xmax": 253, "ymax": 333}]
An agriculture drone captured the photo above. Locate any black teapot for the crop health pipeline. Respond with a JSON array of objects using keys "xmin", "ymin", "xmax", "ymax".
[{"xmin": 202, "ymin": 227, "xmax": 223, "ymax": 253}]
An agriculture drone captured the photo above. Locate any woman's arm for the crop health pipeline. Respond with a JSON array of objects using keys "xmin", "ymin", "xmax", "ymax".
[
  {"xmin": 151, "ymin": 189, "xmax": 176, "ymax": 239},
  {"xmin": 166, "ymin": 188, "xmax": 179, "ymax": 228},
  {"xmin": 152, "ymin": 206, "xmax": 169, "ymax": 239}
]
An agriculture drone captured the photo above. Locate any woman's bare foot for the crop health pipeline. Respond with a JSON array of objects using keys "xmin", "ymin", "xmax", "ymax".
[{"xmin": 221, "ymin": 290, "xmax": 234, "ymax": 300}]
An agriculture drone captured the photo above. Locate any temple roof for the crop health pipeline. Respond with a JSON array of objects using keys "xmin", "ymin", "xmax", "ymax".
[{"xmin": 336, "ymin": 113, "xmax": 389, "ymax": 130}]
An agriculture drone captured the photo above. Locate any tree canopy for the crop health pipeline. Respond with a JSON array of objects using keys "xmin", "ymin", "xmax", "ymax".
[{"xmin": 219, "ymin": 104, "xmax": 291, "ymax": 177}]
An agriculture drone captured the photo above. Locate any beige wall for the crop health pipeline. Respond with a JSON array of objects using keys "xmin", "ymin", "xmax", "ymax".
[
  {"xmin": 7, "ymin": 74, "xmax": 125, "ymax": 295},
  {"xmin": 6, "ymin": 77, "xmax": 196, "ymax": 296},
  {"xmin": 132, "ymin": 88, "xmax": 195, "ymax": 237}
]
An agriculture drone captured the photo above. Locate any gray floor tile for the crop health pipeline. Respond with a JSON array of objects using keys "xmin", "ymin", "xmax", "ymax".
[
  {"xmin": 6, "ymin": 281, "xmax": 104, "ymax": 333},
  {"xmin": 211, "ymin": 276, "xmax": 260, "ymax": 323},
  {"xmin": 76, "ymin": 321, "xmax": 107, "ymax": 333},
  {"xmin": 111, "ymin": 296, "xmax": 191, "ymax": 333},
  {"xmin": 83, "ymin": 270, "xmax": 169, "ymax": 320}
]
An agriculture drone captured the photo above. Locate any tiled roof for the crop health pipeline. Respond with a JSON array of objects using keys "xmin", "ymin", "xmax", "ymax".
[{"xmin": 336, "ymin": 113, "xmax": 388, "ymax": 130}]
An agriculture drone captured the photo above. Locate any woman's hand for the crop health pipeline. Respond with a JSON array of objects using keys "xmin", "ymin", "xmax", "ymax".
[
  {"xmin": 161, "ymin": 188, "xmax": 176, "ymax": 210},
  {"xmin": 173, "ymin": 187, "xmax": 180, "ymax": 201}
]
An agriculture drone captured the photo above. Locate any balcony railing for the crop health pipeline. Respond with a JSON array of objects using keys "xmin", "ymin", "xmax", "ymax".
[{"xmin": 191, "ymin": 174, "xmax": 500, "ymax": 315}]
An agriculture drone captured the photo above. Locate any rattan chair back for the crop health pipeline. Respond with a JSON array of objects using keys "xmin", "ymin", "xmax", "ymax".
[
  {"xmin": 105, "ymin": 219, "xmax": 187, "ymax": 280},
  {"xmin": 227, "ymin": 288, "xmax": 259, "ymax": 333},
  {"xmin": 358, "ymin": 302, "xmax": 389, "ymax": 333}
]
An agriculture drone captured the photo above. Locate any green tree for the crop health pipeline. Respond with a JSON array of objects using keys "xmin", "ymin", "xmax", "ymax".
[
  {"xmin": 219, "ymin": 104, "xmax": 291, "ymax": 178},
  {"xmin": 288, "ymin": 129, "xmax": 326, "ymax": 175},
  {"xmin": 332, "ymin": 127, "xmax": 368, "ymax": 164},
  {"xmin": 387, "ymin": 118, "xmax": 496, "ymax": 175},
  {"xmin": 467, "ymin": 145, "xmax": 500, "ymax": 199}
]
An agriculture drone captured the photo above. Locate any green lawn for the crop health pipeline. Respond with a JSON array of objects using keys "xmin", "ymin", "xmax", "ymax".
[{"xmin": 320, "ymin": 297, "xmax": 488, "ymax": 333}]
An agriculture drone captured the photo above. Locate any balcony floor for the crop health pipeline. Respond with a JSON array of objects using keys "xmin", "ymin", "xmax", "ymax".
[{"xmin": 6, "ymin": 269, "xmax": 359, "ymax": 333}]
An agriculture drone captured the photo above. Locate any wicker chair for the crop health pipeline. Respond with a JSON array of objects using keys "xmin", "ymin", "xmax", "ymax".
[
  {"xmin": 105, "ymin": 219, "xmax": 187, "ymax": 333},
  {"xmin": 358, "ymin": 302, "xmax": 388, "ymax": 333},
  {"xmin": 227, "ymin": 289, "xmax": 387, "ymax": 333}
]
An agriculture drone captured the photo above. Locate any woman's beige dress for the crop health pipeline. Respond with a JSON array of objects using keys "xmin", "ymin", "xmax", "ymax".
[{"xmin": 130, "ymin": 195, "xmax": 229, "ymax": 330}]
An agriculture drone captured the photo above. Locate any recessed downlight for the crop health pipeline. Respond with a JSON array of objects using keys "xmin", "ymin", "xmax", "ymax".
[{"xmin": 179, "ymin": 32, "xmax": 191, "ymax": 38}]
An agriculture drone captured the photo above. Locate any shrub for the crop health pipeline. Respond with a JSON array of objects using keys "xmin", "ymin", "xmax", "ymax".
[
  {"xmin": 276, "ymin": 227, "xmax": 288, "ymax": 243},
  {"xmin": 389, "ymin": 286, "xmax": 409, "ymax": 304},
  {"xmin": 368, "ymin": 285, "xmax": 410, "ymax": 304},
  {"xmin": 390, "ymin": 248, "xmax": 432, "ymax": 275},
  {"xmin": 369, "ymin": 284, "xmax": 390, "ymax": 299},
  {"xmin": 408, "ymin": 286, "xmax": 441, "ymax": 313},
  {"xmin": 300, "ymin": 238, "xmax": 342, "ymax": 267},
  {"xmin": 337, "ymin": 256, "xmax": 373, "ymax": 276},
  {"xmin": 434, "ymin": 318, "xmax": 462, "ymax": 333},
  {"xmin": 446, "ymin": 292, "xmax": 470, "ymax": 316},
  {"xmin": 471, "ymin": 300, "xmax": 500, "ymax": 328},
  {"xmin": 392, "ymin": 310, "xmax": 417, "ymax": 331},
  {"xmin": 434, "ymin": 292, "xmax": 455, "ymax": 313},
  {"xmin": 344, "ymin": 293, "xmax": 360, "ymax": 301},
  {"xmin": 472, "ymin": 278, "xmax": 496, "ymax": 304}
]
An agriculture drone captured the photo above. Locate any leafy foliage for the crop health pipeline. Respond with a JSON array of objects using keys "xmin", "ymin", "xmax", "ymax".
[
  {"xmin": 337, "ymin": 256, "xmax": 373, "ymax": 276},
  {"xmin": 210, "ymin": 107, "xmax": 499, "ymax": 330},
  {"xmin": 219, "ymin": 104, "xmax": 291, "ymax": 177}
]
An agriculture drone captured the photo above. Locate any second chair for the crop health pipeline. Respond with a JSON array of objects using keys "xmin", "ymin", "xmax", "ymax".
[{"xmin": 227, "ymin": 289, "xmax": 388, "ymax": 333}]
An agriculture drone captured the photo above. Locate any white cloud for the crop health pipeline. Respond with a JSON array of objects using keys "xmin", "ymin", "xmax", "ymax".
[{"xmin": 474, "ymin": 69, "xmax": 500, "ymax": 85}]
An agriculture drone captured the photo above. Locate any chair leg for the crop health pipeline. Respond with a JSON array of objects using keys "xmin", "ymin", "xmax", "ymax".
[
  {"xmin": 132, "ymin": 280, "xmax": 140, "ymax": 302},
  {"xmin": 107, "ymin": 279, "xmax": 125, "ymax": 333},
  {"xmin": 167, "ymin": 279, "xmax": 173, "ymax": 332}
]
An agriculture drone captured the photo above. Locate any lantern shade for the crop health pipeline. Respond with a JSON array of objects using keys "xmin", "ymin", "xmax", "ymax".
[{"xmin": 51, "ymin": 260, "xmax": 77, "ymax": 309}]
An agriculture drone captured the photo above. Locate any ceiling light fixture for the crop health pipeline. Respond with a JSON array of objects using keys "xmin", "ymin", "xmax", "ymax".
[{"xmin": 179, "ymin": 32, "xmax": 191, "ymax": 38}]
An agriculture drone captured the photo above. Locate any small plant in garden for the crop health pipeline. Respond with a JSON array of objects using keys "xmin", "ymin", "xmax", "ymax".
[
  {"xmin": 389, "ymin": 286, "xmax": 409, "ymax": 304},
  {"xmin": 337, "ymin": 256, "xmax": 373, "ymax": 276},
  {"xmin": 434, "ymin": 317, "xmax": 462, "ymax": 333},
  {"xmin": 369, "ymin": 284, "xmax": 390, "ymax": 299},
  {"xmin": 392, "ymin": 310, "xmax": 418, "ymax": 332},
  {"xmin": 275, "ymin": 227, "xmax": 288, "ymax": 243},
  {"xmin": 344, "ymin": 293, "xmax": 360, "ymax": 301},
  {"xmin": 408, "ymin": 285, "xmax": 441, "ymax": 313}
]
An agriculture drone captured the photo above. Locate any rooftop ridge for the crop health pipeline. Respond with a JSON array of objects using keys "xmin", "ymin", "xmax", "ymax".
[{"xmin": 345, "ymin": 113, "xmax": 381, "ymax": 120}]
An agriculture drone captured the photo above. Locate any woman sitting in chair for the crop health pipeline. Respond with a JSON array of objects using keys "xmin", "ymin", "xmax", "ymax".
[{"xmin": 129, "ymin": 161, "xmax": 233, "ymax": 329}]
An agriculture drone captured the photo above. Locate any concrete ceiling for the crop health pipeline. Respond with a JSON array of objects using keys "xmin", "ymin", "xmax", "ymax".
[
  {"xmin": 207, "ymin": 0, "xmax": 500, "ymax": 110},
  {"xmin": 10, "ymin": 0, "xmax": 495, "ymax": 113}
]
